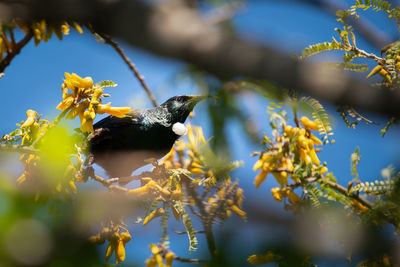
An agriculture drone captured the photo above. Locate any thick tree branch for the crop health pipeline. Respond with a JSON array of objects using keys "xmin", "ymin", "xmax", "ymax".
[{"xmin": 1, "ymin": 0, "xmax": 400, "ymax": 115}]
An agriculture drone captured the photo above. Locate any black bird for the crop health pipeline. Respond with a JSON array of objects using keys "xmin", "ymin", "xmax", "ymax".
[{"xmin": 88, "ymin": 95, "xmax": 206, "ymax": 180}]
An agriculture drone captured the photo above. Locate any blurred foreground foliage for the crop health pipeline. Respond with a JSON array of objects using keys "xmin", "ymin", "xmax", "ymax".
[{"xmin": 0, "ymin": 1, "xmax": 400, "ymax": 267}]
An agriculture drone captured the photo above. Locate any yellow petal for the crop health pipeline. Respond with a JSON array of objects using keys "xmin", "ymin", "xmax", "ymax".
[
  {"xmin": 254, "ymin": 170, "xmax": 268, "ymax": 188},
  {"xmin": 288, "ymin": 191, "xmax": 301, "ymax": 204},
  {"xmin": 300, "ymin": 116, "xmax": 319, "ymax": 131},
  {"xmin": 116, "ymin": 239, "xmax": 126, "ymax": 263},
  {"xmin": 142, "ymin": 208, "xmax": 165, "ymax": 226},
  {"xmin": 165, "ymin": 252, "xmax": 175, "ymax": 267},
  {"xmin": 308, "ymin": 148, "xmax": 320, "ymax": 166},
  {"xmin": 231, "ymin": 204, "xmax": 247, "ymax": 221},
  {"xmin": 120, "ymin": 232, "xmax": 132, "ymax": 243},
  {"xmin": 21, "ymin": 109, "xmax": 38, "ymax": 128},
  {"xmin": 100, "ymin": 105, "xmax": 131, "ymax": 118},
  {"xmin": 366, "ymin": 64, "xmax": 383, "ymax": 79},
  {"xmin": 105, "ymin": 241, "xmax": 115, "ymax": 261},
  {"xmin": 72, "ymin": 22, "xmax": 83, "ymax": 34},
  {"xmin": 56, "ymin": 96, "xmax": 74, "ymax": 110},
  {"xmin": 271, "ymin": 187, "xmax": 283, "ymax": 202},
  {"xmin": 247, "ymin": 251, "xmax": 276, "ymax": 265},
  {"xmin": 272, "ymin": 171, "xmax": 288, "ymax": 187},
  {"xmin": 253, "ymin": 160, "xmax": 263, "ymax": 171}
]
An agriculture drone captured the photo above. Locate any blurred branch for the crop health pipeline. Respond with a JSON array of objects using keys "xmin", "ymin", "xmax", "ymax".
[
  {"xmin": 2, "ymin": 0, "xmax": 400, "ymax": 115},
  {"xmin": 174, "ymin": 256, "xmax": 206, "ymax": 263},
  {"xmin": 287, "ymin": 0, "xmax": 393, "ymax": 48},
  {"xmin": 182, "ymin": 174, "xmax": 218, "ymax": 258},
  {"xmin": 92, "ymin": 30, "xmax": 159, "ymax": 107},
  {"xmin": 0, "ymin": 144, "xmax": 39, "ymax": 154},
  {"xmin": 0, "ymin": 30, "xmax": 33, "ymax": 73}
]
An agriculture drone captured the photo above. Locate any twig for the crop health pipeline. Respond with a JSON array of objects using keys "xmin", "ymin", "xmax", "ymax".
[
  {"xmin": 0, "ymin": 144, "xmax": 40, "ymax": 154},
  {"xmin": 182, "ymin": 175, "xmax": 218, "ymax": 258},
  {"xmin": 174, "ymin": 256, "xmax": 206, "ymax": 264},
  {"xmin": 174, "ymin": 230, "xmax": 206, "ymax": 235},
  {"xmin": 0, "ymin": 30, "xmax": 33, "ymax": 73},
  {"xmin": 290, "ymin": 176, "xmax": 373, "ymax": 209},
  {"xmin": 95, "ymin": 31, "xmax": 158, "ymax": 107},
  {"xmin": 349, "ymin": 46, "xmax": 385, "ymax": 64}
]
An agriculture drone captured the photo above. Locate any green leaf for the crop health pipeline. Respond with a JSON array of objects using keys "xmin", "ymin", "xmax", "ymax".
[
  {"xmin": 300, "ymin": 97, "xmax": 334, "ymax": 144},
  {"xmin": 95, "ymin": 80, "xmax": 117, "ymax": 88},
  {"xmin": 301, "ymin": 41, "xmax": 347, "ymax": 59},
  {"xmin": 171, "ymin": 200, "xmax": 198, "ymax": 252}
]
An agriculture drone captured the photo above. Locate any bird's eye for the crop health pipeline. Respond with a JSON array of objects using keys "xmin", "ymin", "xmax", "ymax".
[{"xmin": 176, "ymin": 96, "xmax": 184, "ymax": 102}]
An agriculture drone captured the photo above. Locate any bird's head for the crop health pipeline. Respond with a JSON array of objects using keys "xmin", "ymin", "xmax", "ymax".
[{"xmin": 161, "ymin": 95, "xmax": 207, "ymax": 123}]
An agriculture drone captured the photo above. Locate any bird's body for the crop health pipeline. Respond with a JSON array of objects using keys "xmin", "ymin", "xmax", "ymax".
[{"xmin": 88, "ymin": 95, "xmax": 204, "ymax": 179}]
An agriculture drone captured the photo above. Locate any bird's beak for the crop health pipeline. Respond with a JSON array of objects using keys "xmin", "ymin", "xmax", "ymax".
[{"xmin": 187, "ymin": 95, "xmax": 209, "ymax": 110}]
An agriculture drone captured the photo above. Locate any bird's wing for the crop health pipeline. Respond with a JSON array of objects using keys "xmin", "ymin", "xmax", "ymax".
[{"xmin": 88, "ymin": 111, "xmax": 141, "ymax": 152}]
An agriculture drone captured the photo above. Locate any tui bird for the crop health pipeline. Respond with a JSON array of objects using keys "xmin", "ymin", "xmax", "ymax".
[{"xmin": 88, "ymin": 95, "xmax": 206, "ymax": 181}]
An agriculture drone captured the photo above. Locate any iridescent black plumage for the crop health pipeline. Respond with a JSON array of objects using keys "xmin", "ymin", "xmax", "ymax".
[{"xmin": 88, "ymin": 95, "xmax": 204, "ymax": 179}]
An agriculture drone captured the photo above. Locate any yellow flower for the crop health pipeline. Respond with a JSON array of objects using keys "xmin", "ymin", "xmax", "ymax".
[
  {"xmin": 272, "ymin": 171, "xmax": 288, "ymax": 187},
  {"xmin": 61, "ymin": 22, "xmax": 70, "ymax": 35},
  {"xmin": 165, "ymin": 252, "xmax": 175, "ymax": 267},
  {"xmin": 287, "ymin": 191, "xmax": 301, "ymax": 205},
  {"xmin": 142, "ymin": 208, "xmax": 165, "ymax": 226},
  {"xmin": 21, "ymin": 109, "xmax": 38, "ymax": 128},
  {"xmin": 254, "ymin": 170, "xmax": 268, "ymax": 188},
  {"xmin": 80, "ymin": 110, "xmax": 96, "ymax": 133},
  {"xmin": 71, "ymin": 22, "xmax": 83, "ymax": 34},
  {"xmin": 116, "ymin": 239, "xmax": 125, "ymax": 263},
  {"xmin": 105, "ymin": 240, "xmax": 116, "ymax": 261},
  {"xmin": 319, "ymin": 166, "xmax": 328, "ymax": 175},
  {"xmin": 96, "ymin": 103, "xmax": 131, "ymax": 118},
  {"xmin": 300, "ymin": 116, "xmax": 319, "ymax": 131},
  {"xmin": 64, "ymin": 72, "xmax": 93, "ymax": 90},
  {"xmin": 271, "ymin": 187, "xmax": 289, "ymax": 202},
  {"xmin": 56, "ymin": 95, "xmax": 74, "ymax": 110},
  {"xmin": 66, "ymin": 99, "xmax": 89, "ymax": 120},
  {"xmin": 247, "ymin": 251, "xmax": 276, "ymax": 265}
]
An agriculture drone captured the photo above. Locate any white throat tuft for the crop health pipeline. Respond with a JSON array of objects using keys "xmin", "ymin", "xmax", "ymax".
[{"xmin": 172, "ymin": 122, "xmax": 188, "ymax": 136}]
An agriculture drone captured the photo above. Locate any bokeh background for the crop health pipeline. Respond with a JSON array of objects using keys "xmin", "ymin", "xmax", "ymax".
[{"xmin": 1, "ymin": 0, "xmax": 400, "ymax": 266}]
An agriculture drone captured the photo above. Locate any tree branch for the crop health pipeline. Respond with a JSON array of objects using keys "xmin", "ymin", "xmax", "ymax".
[
  {"xmin": 1, "ymin": 0, "xmax": 400, "ymax": 115},
  {"xmin": 0, "ymin": 144, "xmax": 40, "ymax": 154},
  {"xmin": 93, "ymin": 30, "xmax": 158, "ymax": 107},
  {"xmin": 0, "ymin": 30, "xmax": 33, "ymax": 73}
]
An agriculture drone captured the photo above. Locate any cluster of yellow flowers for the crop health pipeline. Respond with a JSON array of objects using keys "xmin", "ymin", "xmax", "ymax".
[
  {"xmin": 17, "ymin": 153, "xmax": 79, "ymax": 198},
  {"xmin": 162, "ymin": 124, "xmax": 246, "ymax": 220},
  {"xmin": 146, "ymin": 244, "xmax": 175, "ymax": 267},
  {"xmin": 247, "ymin": 251, "xmax": 278, "ymax": 265},
  {"xmin": 253, "ymin": 115, "xmax": 328, "ymax": 210},
  {"xmin": 29, "ymin": 20, "xmax": 83, "ymax": 46},
  {"xmin": 14, "ymin": 109, "xmax": 82, "ymax": 198},
  {"xmin": 367, "ymin": 63, "xmax": 392, "ymax": 84},
  {"xmin": 89, "ymin": 227, "xmax": 132, "ymax": 264},
  {"xmin": 206, "ymin": 180, "xmax": 246, "ymax": 221},
  {"xmin": 56, "ymin": 73, "xmax": 132, "ymax": 133},
  {"xmin": 18, "ymin": 109, "xmax": 48, "ymax": 146},
  {"xmin": 163, "ymin": 126, "xmax": 211, "ymax": 175},
  {"xmin": 0, "ymin": 20, "xmax": 83, "ymax": 60}
]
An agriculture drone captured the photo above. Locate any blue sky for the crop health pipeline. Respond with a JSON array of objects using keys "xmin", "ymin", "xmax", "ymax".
[{"xmin": 1, "ymin": 0, "xmax": 400, "ymax": 265}]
